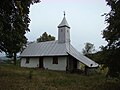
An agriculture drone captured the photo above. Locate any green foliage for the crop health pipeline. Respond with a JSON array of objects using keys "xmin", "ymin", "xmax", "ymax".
[
  {"xmin": 85, "ymin": 51, "xmax": 105, "ymax": 64},
  {"xmin": 0, "ymin": 0, "xmax": 40, "ymax": 64},
  {"xmin": 82, "ymin": 42, "xmax": 95, "ymax": 55},
  {"xmin": 103, "ymin": 0, "xmax": 120, "ymax": 47},
  {"xmin": 102, "ymin": 0, "xmax": 120, "ymax": 78},
  {"xmin": 37, "ymin": 32, "xmax": 55, "ymax": 42},
  {"xmin": 102, "ymin": 48, "xmax": 120, "ymax": 79}
]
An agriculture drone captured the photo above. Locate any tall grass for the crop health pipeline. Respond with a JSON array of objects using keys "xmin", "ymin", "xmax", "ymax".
[{"xmin": 0, "ymin": 64, "xmax": 120, "ymax": 90}]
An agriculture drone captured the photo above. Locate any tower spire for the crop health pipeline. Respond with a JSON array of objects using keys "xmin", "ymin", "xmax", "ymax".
[
  {"xmin": 64, "ymin": 11, "xmax": 65, "ymax": 17},
  {"xmin": 58, "ymin": 11, "xmax": 70, "ymax": 28}
]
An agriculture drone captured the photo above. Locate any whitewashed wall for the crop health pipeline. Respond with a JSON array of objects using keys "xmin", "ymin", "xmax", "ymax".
[
  {"xmin": 43, "ymin": 57, "xmax": 67, "ymax": 71},
  {"xmin": 21, "ymin": 58, "xmax": 39, "ymax": 68}
]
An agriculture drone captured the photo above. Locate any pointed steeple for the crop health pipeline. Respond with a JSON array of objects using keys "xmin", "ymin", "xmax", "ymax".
[
  {"xmin": 58, "ymin": 12, "xmax": 70, "ymax": 43},
  {"xmin": 58, "ymin": 12, "xmax": 70, "ymax": 28}
]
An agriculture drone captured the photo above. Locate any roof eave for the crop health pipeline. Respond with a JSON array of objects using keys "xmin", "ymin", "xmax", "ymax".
[{"xmin": 58, "ymin": 25, "xmax": 70, "ymax": 28}]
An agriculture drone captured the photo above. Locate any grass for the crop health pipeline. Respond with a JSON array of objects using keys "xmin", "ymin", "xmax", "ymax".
[{"xmin": 0, "ymin": 64, "xmax": 120, "ymax": 90}]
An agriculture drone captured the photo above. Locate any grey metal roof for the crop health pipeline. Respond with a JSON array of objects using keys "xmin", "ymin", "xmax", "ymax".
[
  {"xmin": 58, "ymin": 16, "xmax": 70, "ymax": 28},
  {"xmin": 20, "ymin": 41, "xmax": 98, "ymax": 67},
  {"xmin": 20, "ymin": 41, "xmax": 68, "ymax": 57},
  {"xmin": 66, "ymin": 43, "xmax": 99, "ymax": 67}
]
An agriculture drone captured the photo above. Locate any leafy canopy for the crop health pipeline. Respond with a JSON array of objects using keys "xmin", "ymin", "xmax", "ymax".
[
  {"xmin": 103, "ymin": 0, "xmax": 120, "ymax": 78},
  {"xmin": 37, "ymin": 32, "xmax": 55, "ymax": 42},
  {"xmin": 82, "ymin": 42, "xmax": 95, "ymax": 56},
  {"xmin": 0, "ymin": 0, "xmax": 40, "ymax": 64}
]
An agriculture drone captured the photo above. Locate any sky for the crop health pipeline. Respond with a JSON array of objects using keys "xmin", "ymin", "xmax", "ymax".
[{"xmin": 0, "ymin": 0, "xmax": 110, "ymax": 56}]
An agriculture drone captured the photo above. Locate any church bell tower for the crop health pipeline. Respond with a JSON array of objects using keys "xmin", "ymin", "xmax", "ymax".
[{"xmin": 58, "ymin": 12, "xmax": 70, "ymax": 43}]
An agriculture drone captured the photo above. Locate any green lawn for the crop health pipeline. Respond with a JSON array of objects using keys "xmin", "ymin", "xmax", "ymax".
[{"xmin": 0, "ymin": 64, "xmax": 120, "ymax": 90}]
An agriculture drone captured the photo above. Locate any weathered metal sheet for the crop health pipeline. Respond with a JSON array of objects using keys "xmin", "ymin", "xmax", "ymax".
[
  {"xmin": 66, "ymin": 43, "xmax": 99, "ymax": 67},
  {"xmin": 58, "ymin": 16, "xmax": 70, "ymax": 28},
  {"xmin": 20, "ymin": 41, "xmax": 68, "ymax": 57}
]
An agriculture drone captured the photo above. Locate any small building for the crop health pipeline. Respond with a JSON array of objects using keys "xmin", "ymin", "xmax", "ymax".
[{"xmin": 20, "ymin": 14, "xmax": 98, "ymax": 72}]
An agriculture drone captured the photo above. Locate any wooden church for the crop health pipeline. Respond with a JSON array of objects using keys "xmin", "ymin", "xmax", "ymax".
[{"xmin": 20, "ymin": 13, "xmax": 98, "ymax": 72}]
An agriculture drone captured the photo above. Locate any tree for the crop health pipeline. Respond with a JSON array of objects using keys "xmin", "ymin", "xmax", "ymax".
[
  {"xmin": 37, "ymin": 32, "xmax": 55, "ymax": 42},
  {"xmin": 82, "ymin": 42, "xmax": 95, "ymax": 56},
  {"xmin": 103, "ymin": 0, "xmax": 120, "ymax": 78},
  {"xmin": 0, "ymin": 0, "xmax": 40, "ymax": 65}
]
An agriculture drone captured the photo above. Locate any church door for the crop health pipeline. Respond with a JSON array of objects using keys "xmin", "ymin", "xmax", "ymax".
[{"xmin": 39, "ymin": 57, "xmax": 43, "ymax": 68}]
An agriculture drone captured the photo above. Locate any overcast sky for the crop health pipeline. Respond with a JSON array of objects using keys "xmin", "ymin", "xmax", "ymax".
[
  {"xmin": 26, "ymin": 0, "xmax": 110, "ymax": 52},
  {"xmin": 0, "ymin": 0, "xmax": 110, "ymax": 56}
]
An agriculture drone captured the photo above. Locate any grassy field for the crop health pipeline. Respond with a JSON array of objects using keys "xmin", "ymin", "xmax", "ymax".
[{"xmin": 0, "ymin": 64, "xmax": 120, "ymax": 90}]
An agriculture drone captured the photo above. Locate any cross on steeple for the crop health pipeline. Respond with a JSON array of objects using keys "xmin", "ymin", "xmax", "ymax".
[{"xmin": 64, "ymin": 11, "xmax": 66, "ymax": 17}]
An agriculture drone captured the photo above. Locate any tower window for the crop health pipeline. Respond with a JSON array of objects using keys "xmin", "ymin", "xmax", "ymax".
[{"xmin": 61, "ymin": 29, "xmax": 63, "ymax": 32}]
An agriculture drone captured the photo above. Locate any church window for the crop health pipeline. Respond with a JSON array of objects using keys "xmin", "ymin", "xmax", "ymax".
[
  {"xmin": 26, "ymin": 58, "xmax": 30, "ymax": 64},
  {"xmin": 53, "ymin": 57, "xmax": 58, "ymax": 64}
]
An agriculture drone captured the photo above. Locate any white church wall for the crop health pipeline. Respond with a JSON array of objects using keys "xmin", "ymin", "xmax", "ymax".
[
  {"xmin": 21, "ymin": 58, "xmax": 39, "ymax": 68},
  {"xmin": 43, "ymin": 57, "xmax": 67, "ymax": 71}
]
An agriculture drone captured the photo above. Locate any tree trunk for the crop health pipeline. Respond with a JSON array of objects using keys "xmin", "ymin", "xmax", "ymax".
[{"xmin": 13, "ymin": 53, "xmax": 17, "ymax": 65}]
